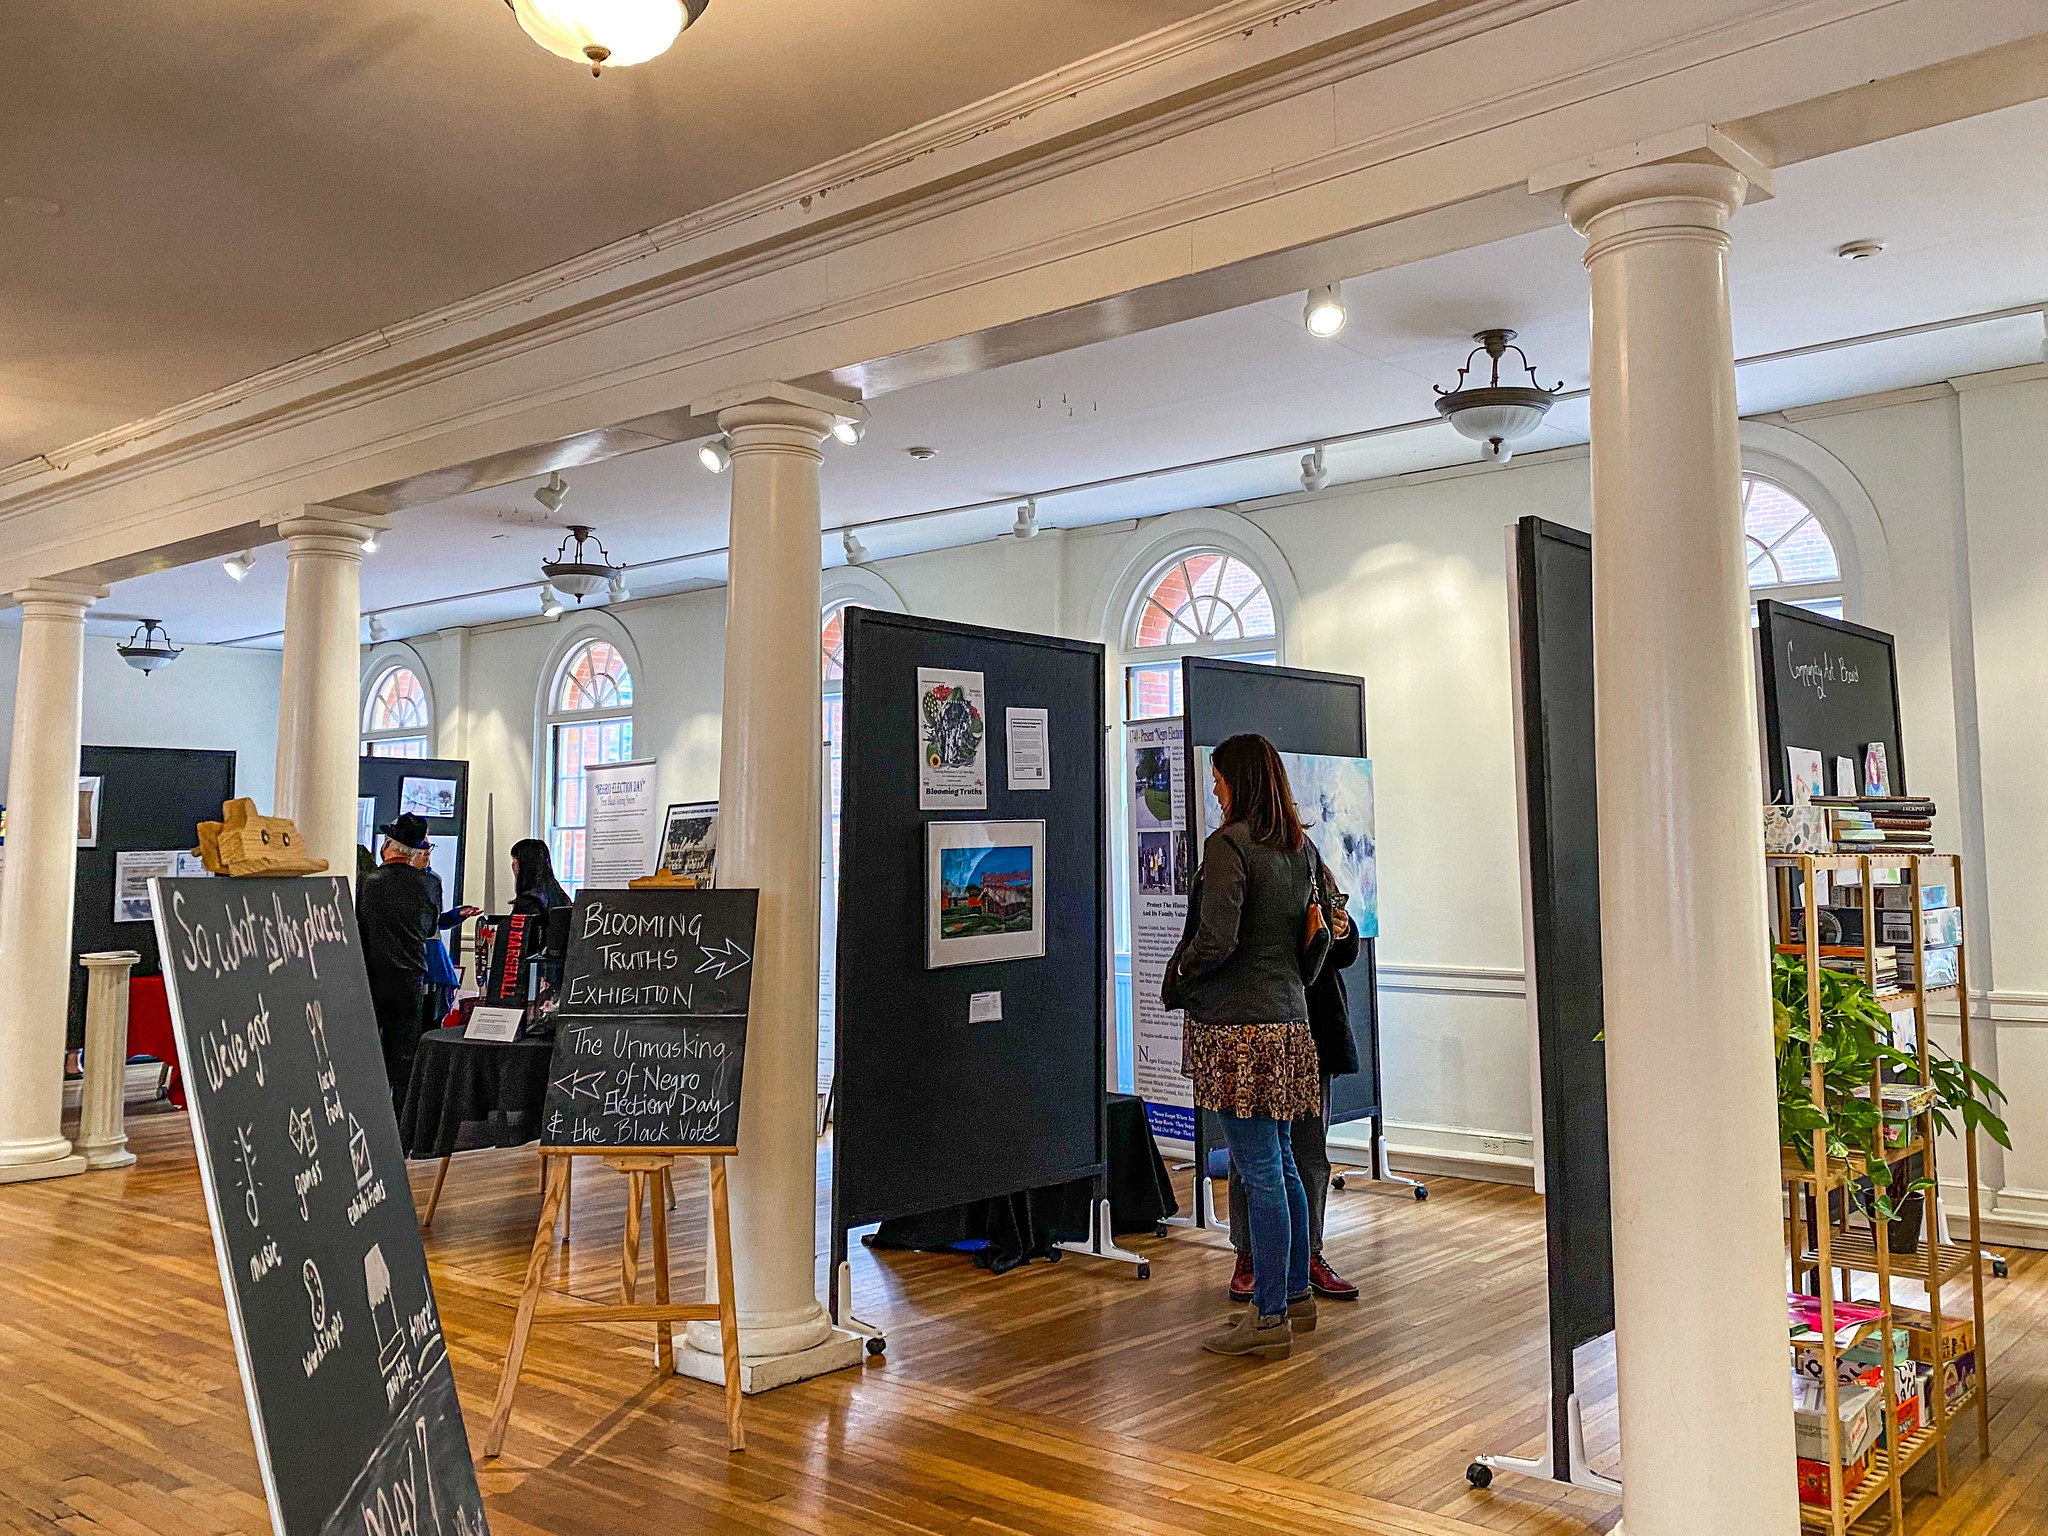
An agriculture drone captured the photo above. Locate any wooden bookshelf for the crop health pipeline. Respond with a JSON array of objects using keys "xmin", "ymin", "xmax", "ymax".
[{"xmin": 1770, "ymin": 851, "xmax": 1991, "ymax": 1536}]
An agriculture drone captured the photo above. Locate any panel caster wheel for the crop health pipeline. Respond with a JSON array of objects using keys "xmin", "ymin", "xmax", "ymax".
[
  {"xmin": 1414, "ymin": 1184, "xmax": 1429, "ymax": 1201},
  {"xmin": 1993, "ymin": 1256, "xmax": 2009, "ymax": 1278},
  {"xmin": 1331, "ymin": 1174, "xmax": 1346, "ymax": 1191},
  {"xmin": 1136, "ymin": 1261, "xmax": 1151, "ymax": 1280},
  {"xmin": 865, "ymin": 1336, "xmax": 887, "ymax": 1357},
  {"xmin": 1154, "ymin": 1221, "xmax": 1170, "ymax": 1238},
  {"xmin": 1466, "ymin": 1463, "xmax": 1492, "ymax": 1490}
]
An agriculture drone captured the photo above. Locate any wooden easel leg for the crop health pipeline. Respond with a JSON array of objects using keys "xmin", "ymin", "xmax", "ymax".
[
  {"xmin": 662, "ymin": 1164, "xmax": 675, "ymax": 1211},
  {"xmin": 621, "ymin": 1170, "xmax": 645, "ymax": 1305},
  {"xmin": 651, "ymin": 1160, "xmax": 674, "ymax": 1373},
  {"xmin": 560, "ymin": 1156, "xmax": 573, "ymax": 1242},
  {"xmin": 485, "ymin": 1156, "xmax": 570, "ymax": 1458},
  {"xmin": 710, "ymin": 1156, "xmax": 745, "ymax": 1452},
  {"xmin": 421, "ymin": 1154, "xmax": 452, "ymax": 1231}
]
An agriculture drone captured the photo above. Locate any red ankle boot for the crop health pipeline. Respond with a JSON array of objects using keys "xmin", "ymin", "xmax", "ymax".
[
  {"xmin": 1310, "ymin": 1255, "xmax": 1359, "ymax": 1300},
  {"xmin": 1228, "ymin": 1250, "xmax": 1255, "ymax": 1303}
]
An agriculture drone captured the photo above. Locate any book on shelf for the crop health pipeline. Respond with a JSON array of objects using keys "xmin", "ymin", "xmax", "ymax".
[
  {"xmin": 1793, "ymin": 1374, "xmax": 1883, "ymax": 1463},
  {"xmin": 1789, "ymin": 1294, "xmax": 1885, "ymax": 1348}
]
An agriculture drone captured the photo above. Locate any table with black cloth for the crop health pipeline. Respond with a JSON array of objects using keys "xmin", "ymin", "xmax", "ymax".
[
  {"xmin": 867, "ymin": 1093, "xmax": 1176, "ymax": 1274},
  {"xmin": 398, "ymin": 1025, "xmax": 556, "ymax": 1158}
]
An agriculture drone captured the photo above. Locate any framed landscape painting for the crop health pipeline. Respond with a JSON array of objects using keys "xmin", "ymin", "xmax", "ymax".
[{"xmin": 925, "ymin": 819, "xmax": 1047, "ymax": 969}]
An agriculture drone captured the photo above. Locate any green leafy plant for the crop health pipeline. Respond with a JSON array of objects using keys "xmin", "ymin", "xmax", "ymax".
[{"xmin": 1772, "ymin": 953, "xmax": 2010, "ymax": 1222}]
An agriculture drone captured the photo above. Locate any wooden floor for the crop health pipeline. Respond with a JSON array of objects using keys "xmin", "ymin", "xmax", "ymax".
[{"xmin": 3, "ymin": 1105, "xmax": 2044, "ymax": 1536}]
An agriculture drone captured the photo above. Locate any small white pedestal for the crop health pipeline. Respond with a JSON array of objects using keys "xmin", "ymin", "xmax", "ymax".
[{"xmin": 76, "ymin": 950, "xmax": 142, "ymax": 1171}]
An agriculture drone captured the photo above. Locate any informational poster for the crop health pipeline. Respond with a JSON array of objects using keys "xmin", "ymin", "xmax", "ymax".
[
  {"xmin": 426, "ymin": 836, "xmax": 460, "ymax": 912},
  {"xmin": 917, "ymin": 667, "xmax": 987, "ymax": 810},
  {"xmin": 1127, "ymin": 718, "xmax": 1192, "ymax": 1143},
  {"xmin": 583, "ymin": 761, "xmax": 658, "ymax": 889},
  {"xmin": 356, "ymin": 797, "xmax": 378, "ymax": 854},
  {"xmin": 113, "ymin": 848, "xmax": 210, "ymax": 923},
  {"xmin": 1005, "ymin": 706, "xmax": 1051, "ymax": 791},
  {"xmin": 658, "ymin": 801, "xmax": 718, "ymax": 884}
]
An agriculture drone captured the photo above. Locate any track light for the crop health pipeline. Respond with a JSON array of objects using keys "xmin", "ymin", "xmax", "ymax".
[
  {"xmin": 361, "ymin": 532, "xmax": 380, "ymax": 554},
  {"xmin": 699, "ymin": 435, "xmax": 732, "ymax": 473},
  {"xmin": 534, "ymin": 472, "xmax": 570, "ymax": 513},
  {"xmin": 1300, "ymin": 446, "xmax": 1328, "ymax": 493},
  {"xmin": 223, "ymin": 551, "xmax": 254, "ymax": 581},
  {"xmin": 608, "ymin": 571, "xmax": 630, "ymax": 603},
  {"xmin": 842, "ymin": 527, "xmax": 869, "ymax": 566},
  {"xmin": 368, "ymin": 615, "xmax": 389, "ymax": 644},
  {"xmin": 1012, "ymin": 499, "xmax": 1039, "ymax": 539},
  {"xmin": 540, "ymin": 584, "xmax": 565, "ymax": 619},
  {"xmin": 832, "ymin": 417, "xmax": 866, "ymax": 446},
  {"xmin": 1304, "ymin": 284, "xmax": 1348, "ymax": 339}
]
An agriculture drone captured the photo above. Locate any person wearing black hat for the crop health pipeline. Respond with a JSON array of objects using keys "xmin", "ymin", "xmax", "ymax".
[{"xmin": 357, "ymin": 813, "xmax": 478, "ymax": 1098}]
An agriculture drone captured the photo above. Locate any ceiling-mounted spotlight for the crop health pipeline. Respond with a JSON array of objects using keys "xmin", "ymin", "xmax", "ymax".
[
  {"xmin": 1303, "ymin": 284, "xmax": 1348, "ymax": 339},
  {"xmin": 533, "ymin": 471, "xmax": 571, "ymax": 513},
  {"xmin": 832, "ymin": 417, "xmax": 867, "ymax": 446},
  {"xmin": 608, "ymin": 571, "xmax": 631, "ymax": 604},
  {"xmin": 361, "ymin": 532, "xmax": 380, "ymax": 554},
  {"xmin": 223, "ymin": 551, "xmax": 254, "ymax": 581},
  {"xmin": 842, "ymin": 527, "xmax": 870, "ymax": 566},
  {"xmin": 540, "ymin": 584, "xmax": 565, "ymax": 620},
  {"xmin": 368, "ymin": 615, "xmax": 389, "ymax": 644},
  {"xmin": 116, "ymin": 619, "xmax": 182, "ymax": 676},
  {"xmin": 1012, "ymin": 499, "xmax": 1039, "ymax": 539},
  {"xmin": 539, "ymin": 525, "xmax": 622, "ymax": 601},
  {"xmin": 1432, "ymin": 329, "xmax": 1562, "ymax": 465},
  {"xmin": 1836, "ymin": 239, "xmax": 1885, "ymax": 261},
  {"xmin": 507, "ymin": 0, "xmax": 710, "ymax": 76},
  {"xmin": 1300, "ymin": 446, "xmax": 1328, "ymax": 493},
  {"xmin": 699, "ymin": 435, "xmax": 732, "ymax": 473}
]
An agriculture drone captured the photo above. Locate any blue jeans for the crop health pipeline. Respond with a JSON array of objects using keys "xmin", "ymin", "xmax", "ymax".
[{"xmin": 1218, "ymin": 1111, "xmax": 1310, "ymax": 1318}]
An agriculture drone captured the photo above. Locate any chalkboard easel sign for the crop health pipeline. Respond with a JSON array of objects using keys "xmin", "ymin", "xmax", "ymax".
[
  {"xmin": 151, "ymin": 876, "xmax": 490, "ymax": 1536},
  {"xmin": 486, "ymin": 886, "xmax": 760, "ymax": 1458}
]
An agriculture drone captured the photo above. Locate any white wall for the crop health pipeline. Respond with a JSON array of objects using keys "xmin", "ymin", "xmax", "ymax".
[{"xmin": 0, "ymin": 629, "xmax": 282, "ymax": 813}]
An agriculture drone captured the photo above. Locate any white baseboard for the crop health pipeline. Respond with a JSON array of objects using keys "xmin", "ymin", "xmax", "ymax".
[
  {"xmin": 1939, "ymin": 1176, "xmax": 2048, "ymax": 1251},
  {"xmin": 1329, "ymin": 1118, "xmax": 1535, "ymax": 1188}
]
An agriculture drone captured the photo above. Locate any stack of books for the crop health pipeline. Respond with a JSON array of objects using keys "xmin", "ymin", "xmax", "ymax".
[
  {"xmin": 1775, "ymin": 941, "xmax": 1900, "ymax": 990},
  {"xmin": 1810, "ymin": 796, "xmax": 1938, "ymax": 852}
]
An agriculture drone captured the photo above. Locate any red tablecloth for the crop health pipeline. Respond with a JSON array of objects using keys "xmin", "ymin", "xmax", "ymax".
[{"xmin": 126, "ymin": 974, "xmax": 184, "ymax": 1109}]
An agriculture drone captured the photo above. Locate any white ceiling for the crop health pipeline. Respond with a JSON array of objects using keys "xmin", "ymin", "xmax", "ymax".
[
  {"xmin": 0, "ymin": 0, "xmax": 1219, "ymax": 463},
  {"xmin": 88, "ymin": 94, "xmax": 2048, "ymax": 648}
]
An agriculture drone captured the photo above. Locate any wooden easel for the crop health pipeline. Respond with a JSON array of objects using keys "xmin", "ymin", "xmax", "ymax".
[{"xmin": 483, "ymin": 1146, "xmax": 743, "ymax": 1457}]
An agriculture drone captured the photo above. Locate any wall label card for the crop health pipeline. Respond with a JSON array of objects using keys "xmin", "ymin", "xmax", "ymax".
[
  {"xmin": 464, "ymin": 1005, "xmax": 524, "ymax": 1042},
  {"xmin": 968, "ymin": 990, "xmax": 1003, "ymax": 1024},
  {"xmin": 917, "ymin": 667, "xmax": 987, "ymax": 810},
  {"xmin": 1004, "ymin": 707, "xmax": 1051, "ymax": 791},
  {"xmin": 150, "ymin": 876, "xmax": 490, "ymax": 1536}
]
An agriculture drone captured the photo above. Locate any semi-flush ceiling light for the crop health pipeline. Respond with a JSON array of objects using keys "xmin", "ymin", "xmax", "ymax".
[
  {"xmin": 1303, "ymin": 284, "xmax": 1348, "ymax": 339},
  {"xmin": 223, "ymin": 551, "xmax": 254, "ymax": 581},
  {"xmin": 368, "ymin": 615, "xmax": 389, "ymax": 644},
  {"xmin": 533, "ymin": 471, "xmax": 571, "ymax": 513},
  {"xmin": 540, "ymin": 525, "xmax": 622, "ymax": 601},
  {"xmin": 116, "ymin": 619, "xmax": 182, "ymax": 676},
  {"xmin": 1012, "ymin": 499, "xmax": 1039, "ymax": 539},
  {"xmin": 1432, "ymin": 329, "xmax": 1562, "ymax": 465},
  {"xmin": 540, "ymin": 585, "xmax": 565, "ymax": 619},
  {"xmin": 508, "ymin": 0, "xmax": 709, "ymax": 76},
  {"xmin": 1300, "ymin": 446, "xmax": 1328, "ymax": 493},
  {"xmin": 832, "ymin": 418, "xmax": 866, "ymax": 446},
  {"xmin": 842, "ymin": 527, "xmax": 869, "ymax": 566},
  {"xmin": 699, "ymin": 435, "xmax": 732, "ymax": 473}
]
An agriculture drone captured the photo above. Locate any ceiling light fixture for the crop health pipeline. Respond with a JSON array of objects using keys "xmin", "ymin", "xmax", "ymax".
[
  {"xmin": 906, "ymin": 445, "xmax": 938, "ymax": 461},
  {"xmin": 1303, "ymin": 284, "xmax": 1348, "ymax": 339},
  {"xmin": 540, "ymin": 525, "xmax": 622, "ymax": 601},
  {"xmin": 608, "ymin": 571, "xmax": 631, "ymax": 603},
  {"xmin": 832, "ymin": 418, "xmax": 866, "ymax": 446},
  {"xmin": 507, "ymin": 0, "xmax": 709, "ymax": 76},
  {"xmin": 116, "ymin": 619, "xmax": 182, "ymax": 676},
  {"xmin": 1012, "ymin": 499, "xmax": 1039, "ymax": 539},
  {"xmin": 223, "ymin": 551, "xmax": 254, "ymax": 581},
  {"xmin": 699, "ymin": 435, "xmax": 732, "ymax": 473},
  {"xmin": 1432, "ymin": 329, "xmax": 1562, "ymax": 465},
  {"xmin": 842, "ymin": 527, "xmax": 869, "ymax": 566},
  {"xmin": 368, "ymin": 615, "xmax": 389, "ymax": 644},
  {"xmin": 1836, "ymin": 239, "xmax": 1886, "ymax": 261},
  {"xmin": 534, "ymin": 471, "xmax": 571, "ymax": 513},
  {"xmin": 1300, "ymin": 446, "xmax": 1328, "ymax": 493},
  {"xmin": 540, "ymin": 585, "xmax": 565, "ymax": 620}
]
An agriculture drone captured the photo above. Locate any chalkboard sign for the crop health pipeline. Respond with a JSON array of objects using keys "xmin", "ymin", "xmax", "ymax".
[
  {"xmin": 151, "ymin": 877, "xmax": 489, "ymax": 1536},
  {"xmin": 1756, "ymin": 600, "xmax": 1906, "ymax": 802},
  {"xmin": 540, "ymin": 887, "xmax": 759, "ymax": 1153}
]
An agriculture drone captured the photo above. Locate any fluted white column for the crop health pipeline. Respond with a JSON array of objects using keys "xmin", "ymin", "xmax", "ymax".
[
  {"xmin": 272, "ymin": 509, "xmax": 389, "ymax": 874},
  {"xmin": 1562, "ymin": 145, "xmax": 1795, "ymax": 1534},
  {"xmin": 682, "ymin": 382, "xmax": 865, "ymax": 1390},
  {"xmin": 0, "ymin": 578, "xmax": 106, "ymax": 1184}
]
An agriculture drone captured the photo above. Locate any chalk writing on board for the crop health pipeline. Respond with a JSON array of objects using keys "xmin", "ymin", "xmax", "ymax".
[{"xmin": 1785, "ymin": 638, "xmax": 1860, "ymax": 701}]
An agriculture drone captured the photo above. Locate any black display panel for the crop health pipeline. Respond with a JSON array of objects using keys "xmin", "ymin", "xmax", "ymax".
[
  {"xmin": 834, "ymin": 609, "xmax": 1107, "ymax": 1228},
  {"xmin": 1514, "ymin": 517, "xmax": 1615, "ymax": 1364},
  {"xmin": 540, "ymin": 887, "xmax": 759, "ymax": 1152},
  {"xmin": 356, "ymin": 755, "xmax": 470, "ymax": 900},
  {"xmin": 152, "ymin": 876, "xmax": 490, "ymax": 1536},
  {"xmin": 1756, "ymin": 600, "xmax": 1907, "ymax": 801}
]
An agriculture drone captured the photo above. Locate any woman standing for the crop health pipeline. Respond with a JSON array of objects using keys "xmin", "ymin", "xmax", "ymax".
[{"xmin": 1165, "ymin": 733, "xmax": 1335, "ymax": 1360}]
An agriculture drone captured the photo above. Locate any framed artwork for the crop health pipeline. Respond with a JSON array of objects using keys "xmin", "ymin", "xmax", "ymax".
[
  {"xmin": 925, "ymin": 819, "xmax": 1046, "ymax": 969},
  {"xmin": 1785, "ymin": 747, "xmax": 1826, "ymax": 805},
  {"xmin": 398, "ymin": 776, "xmax": 459, "ymax": 819},
  {"xmin": 77, "ymin": 775, "xmax": 102, "ymax": 847},
  {"xmin": 659, "ymin": 801, "xmax": 718, "ymax": 885}
]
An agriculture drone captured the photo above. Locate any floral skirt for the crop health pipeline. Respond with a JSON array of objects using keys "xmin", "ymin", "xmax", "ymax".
[{"xmin": 1182, "ymin": 1020, "xmax": 1321, "ymax": 1121}]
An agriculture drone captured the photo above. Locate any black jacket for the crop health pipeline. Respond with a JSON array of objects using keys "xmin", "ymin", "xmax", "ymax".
[
  {"xmin": 1306, "ymin": 905, "xmax": 1363, "ymax": 1079},
  {"xmin": 1165, "ymin": 823, "xmax": 1321, "ymax": 1026},
  {"xmin": 356, "ymin": 862, "xmax": 439, "ymax": 997}
]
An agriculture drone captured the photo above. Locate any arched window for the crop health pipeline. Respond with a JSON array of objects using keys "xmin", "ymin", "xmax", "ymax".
[
  {"xmin": 1123, "ymin": 550, "xmax": 1278, "ymax": 719},
  {"xmin": 544, "ymin": 638, "xmax": 635, "ymax": 890},
  {"xmin": 362, "ymin": 665, "xmax": 431, "ymax": 758},
  {"xmin": 1745, "ymin": 475, "xmax": 1842, "ymax": 619}
]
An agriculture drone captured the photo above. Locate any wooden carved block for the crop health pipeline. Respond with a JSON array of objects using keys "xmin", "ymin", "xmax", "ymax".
[{"xmin": 196, "ymin": 798, "xmax": 330, "ymax": 877}]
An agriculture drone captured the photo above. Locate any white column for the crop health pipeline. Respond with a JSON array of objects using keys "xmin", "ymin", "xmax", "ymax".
[
  {"xmin": 1561, "ymin": 143, "xmax": 1796, "ymax": 1534},
  {"xmin": 0, "ymin": 578, "xmax": 106, "ymax": 1184},
  {"xmin": 681, "ymin": 382, "xmax": 865, "ymax": 1392},
  {"xmin": 77, "ymin": 949, "xmax": 142, "ymax": 1170},
  {"xmin": 272, "ymin": 509, "xmax": 389, "ymax": 874}
]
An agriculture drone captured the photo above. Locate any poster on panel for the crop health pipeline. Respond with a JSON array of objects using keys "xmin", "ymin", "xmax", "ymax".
[
  {"xmin": 583, "ymin": 761, "xmax": 658, "ymax": 888},
  {"xmin": 1127, "ymin": 718, "xmax": 1192, "ymax": 1143}
]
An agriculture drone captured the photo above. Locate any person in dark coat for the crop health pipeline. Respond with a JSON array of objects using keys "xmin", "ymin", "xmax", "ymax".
[{"xmin": 357, "ymin": 814, "xmax": 476, "ymax": 1098}]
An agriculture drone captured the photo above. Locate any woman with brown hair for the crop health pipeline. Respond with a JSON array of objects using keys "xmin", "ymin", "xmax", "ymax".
[{"xmin": 1165, "ymin": 732, "xmax": 1341, "ymax": 1359}]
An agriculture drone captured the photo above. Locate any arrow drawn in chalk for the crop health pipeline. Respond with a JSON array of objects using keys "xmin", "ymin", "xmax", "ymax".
[
  {"xmin": 551, "ymin": 1069, "xmax": 603, "ymax": 1102},
  {"xmin": 697, "ymin": 936, "xmax": 752, "ymax": 980}
]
